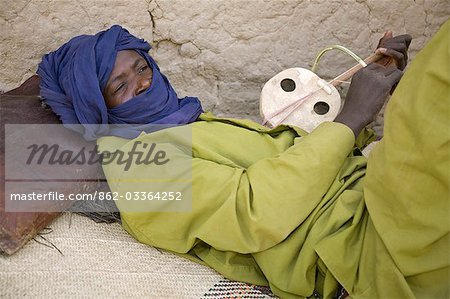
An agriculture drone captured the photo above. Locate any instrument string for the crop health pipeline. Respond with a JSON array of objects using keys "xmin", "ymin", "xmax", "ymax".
[{"xmin": 262, "ymin": 52, "xmax": 383, "ymax": 127}]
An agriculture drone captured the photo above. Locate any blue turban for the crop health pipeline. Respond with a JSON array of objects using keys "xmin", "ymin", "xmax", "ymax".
[{"xmin": 37, "ymin": 25, "xmax": 203, "ymax": 140}]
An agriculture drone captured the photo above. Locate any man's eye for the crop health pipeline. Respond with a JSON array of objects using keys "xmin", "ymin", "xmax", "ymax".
[
  {"xmin": 114, "ymin": 82, "xmax": 126, "ymax": 93},
  {"xmin": 138, "ymin": 65, "xmax": 148, "ymax": 74}
]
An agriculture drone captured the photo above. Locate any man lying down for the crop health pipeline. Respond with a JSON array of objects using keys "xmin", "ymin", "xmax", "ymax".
[{"xmin": 36, "ymin": 23, "xmax": 449, "ymax": 298}]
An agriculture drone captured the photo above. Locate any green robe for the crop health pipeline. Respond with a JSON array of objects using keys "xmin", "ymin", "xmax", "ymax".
[{"xmin": 98, "ymin": 21, "xmax": 449, "ymax": 298}]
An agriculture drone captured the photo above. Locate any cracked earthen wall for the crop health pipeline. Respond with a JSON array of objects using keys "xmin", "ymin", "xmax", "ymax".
[{"xmin": 1, "ymin": 0, "xmax": 448, "ymax": 119}]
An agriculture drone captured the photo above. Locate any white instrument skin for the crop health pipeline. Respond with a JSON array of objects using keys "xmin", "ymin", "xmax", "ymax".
[
  {"xmin": 260, "ymin": 67, "xmax": 341, "ymax": 133},
  {"xmin": 260, "ymin": 52, "xmax": 387, "ymax": 132}
]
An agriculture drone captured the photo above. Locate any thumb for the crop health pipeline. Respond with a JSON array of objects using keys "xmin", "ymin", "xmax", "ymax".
[
  {"xmin": 377, "ymin": 30, "xmax": 394, "ymax": 48},
  {"xmin": 383, "ymin": 30, "xmax": 393, "ymax": 39}
]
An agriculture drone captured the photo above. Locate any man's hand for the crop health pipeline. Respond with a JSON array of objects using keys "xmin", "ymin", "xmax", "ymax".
[
  {"xmin": 375, "ymin": 31, "xmax": 412, "ymax": 71},
  {"xmin": 334, "ymin": 63, "xmax": 403, "ymax": 137},
  {"xmin": 333, "ymin": 32, "xmax": 412, "ymax": 138}
]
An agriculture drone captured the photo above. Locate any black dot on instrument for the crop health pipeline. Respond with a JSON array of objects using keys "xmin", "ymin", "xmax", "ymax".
[
  {"xmin": 280, "ymin": 78, "xmax": 296, "ymax": 92},
  {"xmin": 313, "ymin": 101, "xmax": 330, "ymax": 115}
]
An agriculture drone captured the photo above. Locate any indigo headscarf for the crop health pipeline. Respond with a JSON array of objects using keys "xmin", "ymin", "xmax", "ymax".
[{"xmin": 37, "ymin": 25, "xmax": 203, "ymax": 140}]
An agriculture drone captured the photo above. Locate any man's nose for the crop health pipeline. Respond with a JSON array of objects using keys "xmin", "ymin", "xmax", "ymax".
[{"xmin": 135, "ymin": 77, "xmax": 151, "ymax": 96}]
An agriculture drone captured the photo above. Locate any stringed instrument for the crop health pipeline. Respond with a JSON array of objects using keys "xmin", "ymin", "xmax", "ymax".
[{"xmin": 260, "ymin": 47, "xmax": 394, "ymax": 132}]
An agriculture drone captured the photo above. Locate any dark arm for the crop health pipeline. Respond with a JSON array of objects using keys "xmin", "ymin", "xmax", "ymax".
[{"xmin": 334, "ymin": 33, "xmax": 412, "ymax": 137}]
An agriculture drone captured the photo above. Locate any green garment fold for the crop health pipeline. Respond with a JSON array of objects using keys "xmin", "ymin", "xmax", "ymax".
[
  {"xmin": 97, "ymin": 21, "xmax": 449, "ymax": 298},
  {"xmin": 99, "ymin": 118, "xmax": 366, "ymax": 298},
  {"xmin": 360, "ymin": 20, "xmax": 450, "ymax": 299}
]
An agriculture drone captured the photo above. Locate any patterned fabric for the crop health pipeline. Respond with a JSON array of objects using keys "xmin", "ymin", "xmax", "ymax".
[
  {"xmin": 1, "ymin": 213, "xmax": 279, "ymax": 298},
  {"xmin": 202, "ymin": 280, "xmax": 277, "ymax": 299}
]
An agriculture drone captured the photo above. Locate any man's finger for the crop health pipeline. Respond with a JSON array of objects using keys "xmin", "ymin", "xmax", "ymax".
[
  {"xmin": 387, "ymin": 69, "xmax": 404, "ymax": 94},
  {"xmin": 365, "ymin": 62, "xmax": 383, "ymax": 70},
  {"xmin": 387, "ymin": 68, "xmax": 403, "ymax": 84},
  {"xmin": 376, "ymin": 34, "xmax": 412, "ymax": 52},
  {"xmin": 377, "ymin": 30, "xmax": 393, "ymax": 48},
  {"xmin": 378, "ymin": 42, "xmax": 408, "ymax": 53},
  {"xmin": 384, "ymin": 65, "xmax": 401, "ymax": 77},
  {"xmin": 391, "ymin": 34, "xmax": 412, "ymax": 47},
  {"xmin": 381, "ymin": 49, "xmax": 405, "ymax": 69},
  {"xmin": 375, "ymin": 47, "xmax": 407, "ymax": 70},
  {"xmin": 385, "ymin": 34, "xmax": 412, "ymax": 44}
]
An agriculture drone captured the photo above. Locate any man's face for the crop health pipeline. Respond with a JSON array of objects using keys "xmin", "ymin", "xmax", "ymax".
[{"xmin": 103, "ymin": 50, "xmax": 153, "ymax": 108}]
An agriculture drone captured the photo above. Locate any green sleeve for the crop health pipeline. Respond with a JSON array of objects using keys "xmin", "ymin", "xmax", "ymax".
[{"xmin": 101, "ymin": 122, "xmax": 355, "ymax": 254}]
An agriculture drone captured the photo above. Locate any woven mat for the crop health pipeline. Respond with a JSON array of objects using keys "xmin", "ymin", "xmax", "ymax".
[{"xmin": 0, "ymin": 213, "xmax": 276, "ymax": 298}]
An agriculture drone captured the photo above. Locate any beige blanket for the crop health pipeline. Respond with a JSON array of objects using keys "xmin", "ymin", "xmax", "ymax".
[{"xmin": 0, "ymin": 213, "xmax": 276, "ymax": 298}]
